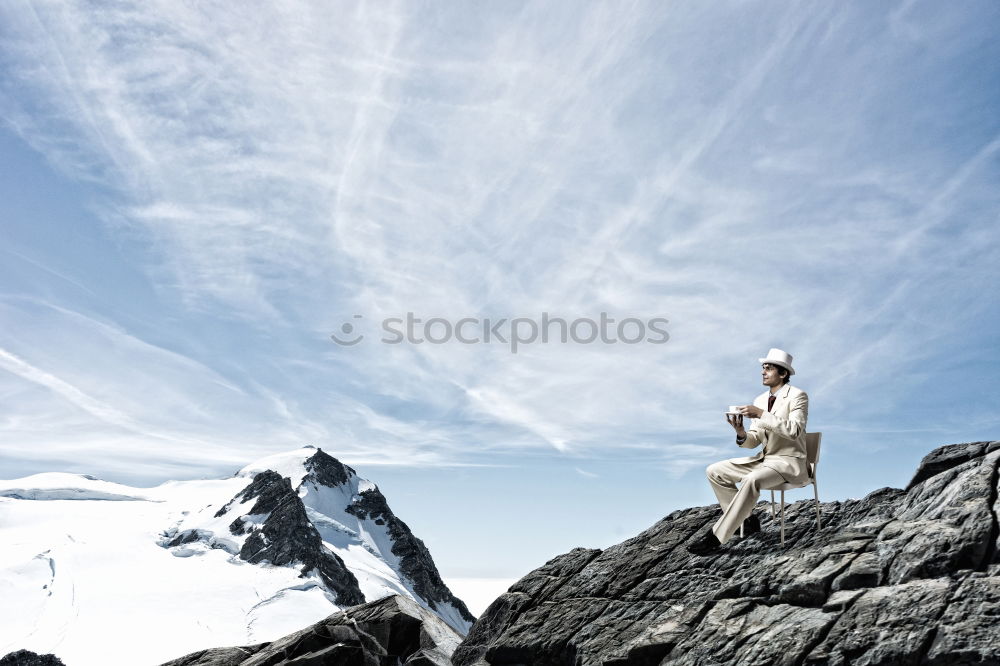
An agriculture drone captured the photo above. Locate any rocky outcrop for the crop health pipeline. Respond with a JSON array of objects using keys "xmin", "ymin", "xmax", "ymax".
[
  {"xmin": 0, "ymin": 650, "xmax": 66, "ymax": 666},
  {"xmin": 454, "ymin": 440, "xmax": 1000, "ymax": 666},
  {"xmin": 302, "ymin": 448, "xmax": 355, "ymax": 488},
  {"xmin": 219, "ymin": 469, "xmax": 365, "ymax": 606},
  {"xmin": 347, "ymin": 486, "xmax": 476, "ymax": 625},
  {"xmin": 159, "ymin": 594, "xmax": 461, "ymax": 666}
]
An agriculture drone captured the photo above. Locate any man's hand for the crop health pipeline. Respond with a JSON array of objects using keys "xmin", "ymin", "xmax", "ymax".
[
  {"xmin": 740, "ymin": 404, "xmax": 763, "ymax": 418},
  {"xmin": 726, "ymin": 413, "xmax": 746, "ymax": 439}
]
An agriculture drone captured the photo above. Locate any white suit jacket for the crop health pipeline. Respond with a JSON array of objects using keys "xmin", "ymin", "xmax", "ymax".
[{"xmin": 734, "ymin": 383, "xmax": 809, "ymax": 484}]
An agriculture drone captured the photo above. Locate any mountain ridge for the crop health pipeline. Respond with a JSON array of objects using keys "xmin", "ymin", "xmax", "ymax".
[
  {"xmin": 158, "ymin": 445, "xmax": 473, "ymax": 632},
  {"xmin": 0, "ymin": 445, "xmax": 472, "ymax": 666}
]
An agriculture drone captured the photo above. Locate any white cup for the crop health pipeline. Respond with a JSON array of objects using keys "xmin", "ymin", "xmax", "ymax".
[{"xmin": 728, "ymin": 405, "xmax": 741, "ymax": 414}]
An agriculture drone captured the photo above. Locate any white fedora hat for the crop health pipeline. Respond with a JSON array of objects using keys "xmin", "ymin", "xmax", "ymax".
[{"xmin": 759, "ymin": 348, "xmax": 795, "ymax": 375}]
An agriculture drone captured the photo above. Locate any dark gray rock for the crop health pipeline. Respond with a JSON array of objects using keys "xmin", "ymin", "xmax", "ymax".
[
  {"xmin": 229, "ymin": 470, "xmax": 365, "ymax": 607},
  {"xmin": 906, "ymin": 440, "xmax": 1000, "ymax": 490},
  {"xmin": 454, "ymin": 440, "xmax": 1000, "ymax": 666},
  {"xmin": 178, "ymin": 469, "xmax": 364, "ymax": 607},
  {"xmin": 926, "ymin": 573, "xmax": 1000, "ymax": 664},
  {"xmin": 302, "ymin": 447, "xmax": 355, "ymax": 488},
  {"xmin": 803, "ymin": 578, "xmax": 952, "ymax": 665},
  {"xmin": 159, "ymin": 594, "xmax": 461, "ymax": 666},
  {"xmin": 0, "ymin": 650, "xmax": 66, "ymax": 666},
  {"xmin": 347, "ymin": 486, "xmax": 475, "ymax": 625},
  {"xmin": 155, "ymin": 645, "xmax": 268, "ymax": 666}
]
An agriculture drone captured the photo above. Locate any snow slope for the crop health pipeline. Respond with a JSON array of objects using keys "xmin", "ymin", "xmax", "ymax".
[
  {"xmin": 0, "ymin": 473, "xmax": 150, "ymax": 501},
  {"xmin": 0, "ymin": 447, "xmax": 472, "ymax": 666}
]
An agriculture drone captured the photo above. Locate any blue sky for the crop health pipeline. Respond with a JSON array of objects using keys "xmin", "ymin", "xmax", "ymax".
[{"xmin": 1, "ymin": 0, "xmax": 998, "ymax": 588}]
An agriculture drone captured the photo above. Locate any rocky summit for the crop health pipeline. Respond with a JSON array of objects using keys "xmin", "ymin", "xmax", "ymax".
[
  {"xmin": 454, "ymin": 440, "xmax": 1000, "ymax": 666},
  {"xmin": 160, "ymin": 446, "xmax": 473, "ymax": 630}
]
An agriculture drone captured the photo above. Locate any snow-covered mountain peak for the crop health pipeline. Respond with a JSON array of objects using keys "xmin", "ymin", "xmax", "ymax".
[
  {"xmin": 1, "ymin": 446, "xmax": 474, "ymax": 665},
  {"xmin": 172, "ymin": 447, "xmax": 475, "ymax": 633},
  {"xmin": 235, "ymin": 445, "xmax": 324, "ymax": 484},
  {"xmin": 235, "ymin": 446, "xmax": 360, "ymax": 491}
]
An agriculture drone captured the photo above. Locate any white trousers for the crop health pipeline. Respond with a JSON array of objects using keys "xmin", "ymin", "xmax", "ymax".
[{"xmin": 706, "ymin": 458, "xmax": 785, "ymax": 544}]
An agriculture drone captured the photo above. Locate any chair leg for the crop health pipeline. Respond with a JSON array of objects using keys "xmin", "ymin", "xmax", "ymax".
[
  {"xmin": 780, "ymin": 490, "xmax": 786, "ymax": 547},
  {"xmin": 770, "ymin": 489, "xmax": 776, "ymax": 518},
  {"xmin": 813, "ymin": 478, "xmax": 822, "ymax": 529}
]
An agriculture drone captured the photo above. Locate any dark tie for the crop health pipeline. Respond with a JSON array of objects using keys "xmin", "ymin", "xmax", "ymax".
[{"xmin": 768, "ymin": 395, "xmax": 776, "ymax": 412}]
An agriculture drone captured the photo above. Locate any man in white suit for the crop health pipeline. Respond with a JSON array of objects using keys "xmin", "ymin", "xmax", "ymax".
[{"xmin": 687, "ymin": 348, "xmax": 808, "ymax": 555}]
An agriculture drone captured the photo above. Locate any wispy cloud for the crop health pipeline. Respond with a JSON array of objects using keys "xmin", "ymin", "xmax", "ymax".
[{"xmin": 0, "ymin": 0, "xmax": 997, "ymax": 483}]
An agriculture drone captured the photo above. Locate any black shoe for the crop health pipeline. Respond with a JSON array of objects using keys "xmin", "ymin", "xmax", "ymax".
[
  {"xmin": 742, "ymin": 514, "xmax": 761, "ymax": 536},
  {"xmin": 686, "ymin": 528, "xmax": 722, "ymax": 555}
]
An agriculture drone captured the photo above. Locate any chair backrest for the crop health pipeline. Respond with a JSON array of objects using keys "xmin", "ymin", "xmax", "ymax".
[{"xmin": 805, "ymin": 432, "xmax": 822, "ymax": 466}]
